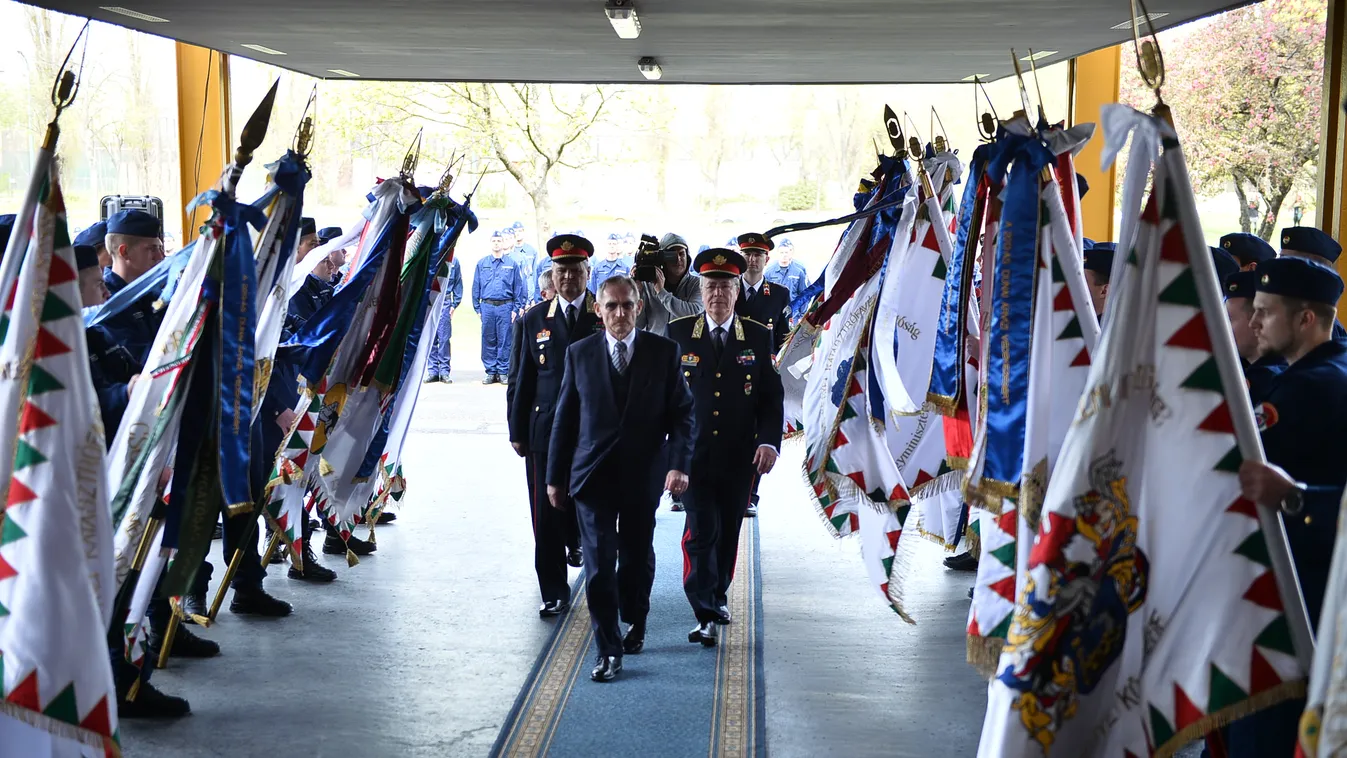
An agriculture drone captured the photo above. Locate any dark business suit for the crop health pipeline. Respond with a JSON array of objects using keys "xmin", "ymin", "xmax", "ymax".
[
  {"xmin": 507, "ymin": 294, "xmax": 601, "ymax": 605},
  {"xmin": 547, "ymin": 329, "xmax": 695, "ymax": 657},
  {"xmin": 669, "ymin": 314, "xmax": 783, "ymax": 622}
]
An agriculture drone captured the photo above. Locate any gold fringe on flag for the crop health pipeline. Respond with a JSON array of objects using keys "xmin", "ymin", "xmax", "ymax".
[
  {"xmin": 966, "ymin": 634, "xmax": 1004, "ymax": 679},
  {"xmin": 346, "ymin": 548, "xmax": 359, "ymax": 567}
]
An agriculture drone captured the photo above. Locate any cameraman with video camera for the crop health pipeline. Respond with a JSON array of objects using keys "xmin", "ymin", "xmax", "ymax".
[{"xmin": 634, "ymin": 232, "xmax": 702, "ymax": 337}]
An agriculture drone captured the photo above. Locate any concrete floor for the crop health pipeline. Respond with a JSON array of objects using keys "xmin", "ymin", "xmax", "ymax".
[{"xmin": 122, "ymin": 368, "xmax": 991, "ymax": 757}]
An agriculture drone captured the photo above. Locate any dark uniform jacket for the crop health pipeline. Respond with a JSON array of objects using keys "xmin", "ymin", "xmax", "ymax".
[
  {"xmin": 87, "ymin": 324, "xmax": 142, "ymax": 448},
  {"xmin": 547, "ymin": 330, "xmax": 695, "ymax": 499},
  {"xmin": 262, "ymin": 275, "xmax": 336, "ymax": 433},
  {"xmin": 507, "ymin": 293, "xmax": 602, "ymax": 453},
  {"xmin": 1243, "ymin": 353, "xmax": 1287, "ymax": 405},
  {"xmin": 101, "ymin": 269, "xmax": 162, "ymax": 364},
  {"xmin": 735, "ymin": 278, "xmax": 791, "ymax": 352},
  {"xmin": 1255, "ymin": 339, "xmax": 1347, "ymax": 627},
  {"xmin": 668, "ymin": 314, "xmax": 784, "ymax": 479}
]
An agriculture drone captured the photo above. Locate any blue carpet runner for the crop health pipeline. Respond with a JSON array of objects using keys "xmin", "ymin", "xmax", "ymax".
[{"xmin": 490, "ymin": 509, "xmax": 766, "ymax": 757}]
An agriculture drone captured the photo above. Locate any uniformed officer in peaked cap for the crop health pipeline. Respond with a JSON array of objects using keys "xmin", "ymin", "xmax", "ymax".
[
  {"xmin": 733, "ymin": 232, "xmax": 791, "ymax": 518},
  {"xmin": 1220, "ymin": 232, "xmax": 1276, "ymax": 271},
  {"xmin": 508, "ymin": 234, "xmax": 599, "ymax": 617},
  {"xmin": 670, "ymin": 248, "xmax": 783, "ymax": 647},
  {"xmin": 1228, "ymin": 256, "xmax": 1347, "ymax": 755}
]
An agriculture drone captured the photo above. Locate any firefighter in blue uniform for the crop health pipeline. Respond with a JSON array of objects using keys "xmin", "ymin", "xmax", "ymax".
[
  {"xmin": 1225, "ymin": 256, "xmax": 1347, "ymax": 757},
  {"xmin": 426, "ymin": 253, "xmax": 464, "ymax": 383},
  {"xmin": 669, "ymin": 247, "xmax": 783, "ymax": 646},
  {"xmin": 508, "ymin": 221, "xmax": 538, "ymax": 306},
  {"xmin": 474, "ymin": 230, "xmax": 526, "ymax": 384},
  {"xmin": 100, "ymin": 209, "xmax": 166, "ymax": 362},
  {"xmin": 763, "ymin": 237, "xmax": 810, "ymax": 303},
  {"xmin": 587, "ymin": 233, "xmax": 631, "ymax": 294},
  {"xmin": 1223, "ymin": 270, "xmax": 1286, "ymax": 403},
  {"xmin": 1278, "ymin": 226, "xmax": 1346, "ymax": 344},
  {"xmin": 733, "ymin": 232, "xmax": 791, "ymax": 517},
  {"xmin": 1220, "ymin": 231, "xmax": 1276, "ymax": 271},
  {"xmin": 507, "ymin": 234, "xmax": 598, "ymax": 617}
]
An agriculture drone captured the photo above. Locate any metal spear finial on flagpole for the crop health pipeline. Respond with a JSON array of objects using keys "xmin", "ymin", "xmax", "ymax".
[
  {"xmin": 41, "ymin": 20, "xmax": 90, "ymax": 152},
  {"xmin": 1128, "ymin": 0, "xmax": 1170, "ymax": 122},
  {"xmin": 972, "ymin": 76, "xmax": 999, "ymax": 143},
  {"xmin": 401, "ymin": 128, "xmax": 425, "ymax": 182},
  {"xmin": 219, "ymin": 79, "xmax": 280, "ymax": 197},
  {"xmin": 882, "ymin": 105, "xmax": 906, "ymax": 159},
  {"xmin": 294, "ymin": 85, "xmax": 318, "ymax": 159}
]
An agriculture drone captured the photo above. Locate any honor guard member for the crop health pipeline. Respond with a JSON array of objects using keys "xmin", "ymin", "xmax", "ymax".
[
  {"xmin": 101, "ymin": 209, "xmax": 167, "ymax": 363},
  {"xmin": 1223, "ymin": 270, "xmax": 1286, "ymax": 403},
  {"xmin": 474, "ymin": 230, "xmax": 527, "ymax": 384},
  {"xmin": 670, "ymin": 248, "xmax": 783, "ymax": 646},
  {"xmin": 508, "ymin": 235, "xmax": 599, "ymax": 618},
  {"xmin": 1220, "ymin": 231, "xmax": 1276, "ymax": 272},
  {"xmin": 763, "ymin": 238, "xmax": 810, "ymax": 303},
  {"xmin": 588, "ymin": 233, "xmax": 631, "ymax": 294},
  {"xmin": 297, "ymin": 216, "xmax": 319, "ymax": 258},
  {"xmin": 74, "ymin": 219, "xmax": 112, "ymax": 270},
  {"xmin": 1227, "ymin": 256, "xmax": 1347, "ymax": 756},
  {"xmin": 1082, "ymin": 242, "xmax": 1114, "ymax": 319},
  {"xmin": 733, "ymin": 232, "xmax": 791, "ymax": 517},
  {"xmin": 547, "ymin": 275, "xmax": 695, "ymax": 682},
  {"xmin": 1279, "ymin": 226, "xmax": 1347, "ymax": 343},
  {"xmin": 426, "ymin": 253, "xmax": 464, "ymax": 383}
]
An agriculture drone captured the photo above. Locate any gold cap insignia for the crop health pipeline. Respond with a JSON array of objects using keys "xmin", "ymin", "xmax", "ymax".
[
  {"xmin": 1223, "ymin": 240, "xmax": 1231, "ymax": 248},
  {"xmin": 1261, "ymin": 274, "xmax": 1270, "ymax": 285},
  {"xmin": 1283, "ymin": 235, "xmax": 1291, "ymax": 245},
  {"xmin": 560, "ymin": 241, "xmax": 574, "ymax": 251},
  {"xmin": 713, "ymin": 255, "xmax": 727, "ymax": 265}
]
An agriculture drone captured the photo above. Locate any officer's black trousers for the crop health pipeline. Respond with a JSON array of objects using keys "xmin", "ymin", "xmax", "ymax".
[
  {"xmin": 526, "ymin": 452, "xmax": 579, "ymax": 604},
  {"xmin": 682, "ymin": 470, "xmax": 755, "ymax": 623},
  {"xmin": 574, "ymin": 487, "xmax": 658, "ymax": 658}
]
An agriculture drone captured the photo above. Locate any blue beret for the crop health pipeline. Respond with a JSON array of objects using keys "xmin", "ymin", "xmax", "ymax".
[
  {"xmin": 1281, "ymin": 226, "xmax": 1341, "ymax": 263},
  {"xmin": 74, "ymin": 220, "xmax": 107, "ymax": 249},
  {"xmin": 1210, "ymin": 246, "xmax": 1239, "ymax": 284},
  {"xmin": 106, "ymin": 209, "xmax": 161, "ymax": 238},
  {"xmin": 1224, "ymin": 270, "xmax": 1258, "ymax": 300},
  {"xmin": 1092, "ymin": 242, "xmax": 1118, "ymax": 253},
  {"xmin": 300, "ymin": 217, "xmax": 317, "ymax": 237},
  {"xmin": 1255, "ymin": 256, "xmax": 1344, "ymax": 305},
  {"xmin": 608, "ymin": 232, "xmax": 622, "ymax": 241},
  {"xmin": 1220, "ymin": 232, "xmax": 1275, "ymax": 268},
  {"xmin": 1083, "ymin": 247, "xmax": 1113, "ymax": 275},
  {"xmin": 0, "ymin": 214, "xmax": 14, "ymax": 254},
  {"xmin": 318, "ymin": 226, "xmax": 343, "ymax": 244},
  {"xmin": 1076, "ymin": 172, "xmax": 1089, "ymax": 199},
  {"xmin": 74, "ymin": 244, "xmax": 100, "ymax": 271}
]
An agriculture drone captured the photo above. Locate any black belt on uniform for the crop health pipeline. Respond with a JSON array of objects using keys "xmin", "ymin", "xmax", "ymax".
[{"xmin": 482, "ymin": 298, "xmax": 510, "ymax": 306}]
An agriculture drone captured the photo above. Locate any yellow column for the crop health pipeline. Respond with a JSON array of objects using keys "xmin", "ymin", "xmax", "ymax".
[
  {"xmin": 1318, "ymin": 0, "xmax": 1347, "ymax": 318},
  {"xmin": 175, "ymin": 43, "xmax": 231, "ymax": 240},
  {"xmin": 1069, "ymin": 46, "xmax": 1121, "ymax": 243}
]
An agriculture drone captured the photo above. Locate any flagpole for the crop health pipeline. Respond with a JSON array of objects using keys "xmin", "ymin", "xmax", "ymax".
[{"xmin": 1129, "ymin": 3, "xmax": 1317, "ymax": 665}]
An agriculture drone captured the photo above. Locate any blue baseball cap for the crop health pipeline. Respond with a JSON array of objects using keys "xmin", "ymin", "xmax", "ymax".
[
  {"xmin": 106, "ymin": 209, "xmax": 162, "ymax": 238},
  {"xmin": 607, "ymin": 232, "xmax": 622, "ymax": 241},
  {"xmin": 491, "ymin": 229, "xmax": 505, "ymax": 239},
  {"xmin": 511, "ymin": 221, "xmax": 524, "ymax": 230}
]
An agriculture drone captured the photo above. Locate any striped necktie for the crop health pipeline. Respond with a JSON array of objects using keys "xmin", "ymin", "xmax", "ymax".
[{"xmin": 612, "ymin": 340, "xmax": 628, "ymax": 374}]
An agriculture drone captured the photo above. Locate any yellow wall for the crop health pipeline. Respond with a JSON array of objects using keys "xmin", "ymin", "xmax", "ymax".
[
  {"xmin": 1069, "ymin": 46, "xmax": 1121, "ymax": 244},
  {"xmin": 175, "ymin": 43, "xmax": 232, "ymax": 239}
]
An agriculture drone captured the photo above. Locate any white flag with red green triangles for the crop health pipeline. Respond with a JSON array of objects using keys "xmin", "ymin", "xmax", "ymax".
[
  {"xmin": 1298, "ymin": 486, "xmax": 1347, "ymax": 757},
  {"xmin": 977, "ymin": 106, "xmax": 1305, "ymax": 758},
  {"xmin": 0, "ymin": 162, "xmax": 119, "ymax": 756}
]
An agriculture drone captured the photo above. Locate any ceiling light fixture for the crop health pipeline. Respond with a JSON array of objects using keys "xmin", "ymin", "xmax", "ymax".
[
  {"xmin": 241, "ymin": 44, "xmax": 287, "ymax": 56},
  {"xmin": 961, "ymin": 74, "xmax": 989, "ymax": 82},
  {"xmin": 1111, "ymin": 12, "xmax": 1169, "ymax": 30},
  {"xmin": 1019, "ymin": 50, "xmax": 1057, "ymax": 62},
  {"xmin": 605, "ymin": 0, "xmax": 642, "ymax": 40},
  {"xmin": 637, "ymin": 57, "xmax": 662, "ymax": 81},
  {"xmin": 328, "ymin": 69, "xmax": 360, "ymax": 77},
  {"xmin": 99, "ymin": 6, "xmax": 169, "ymax": 22}
]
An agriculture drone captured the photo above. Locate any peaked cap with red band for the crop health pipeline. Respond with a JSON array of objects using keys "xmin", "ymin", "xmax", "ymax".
[
  {"xmin": 693, "ymin": 247, "xmax": 747, "ymax": 278},
  {"xmin": 736, "ymin": 232, "xmax": 773, "ymax": 253},
  {"xmin": 546, "ymin": 234, "xmax": 594, "ymax": 262}
]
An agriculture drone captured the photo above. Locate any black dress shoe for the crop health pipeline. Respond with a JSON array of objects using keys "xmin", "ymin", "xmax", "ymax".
[
  {"xmin": 688, "ymin": 622, "xmax": 718, "ymax": 647},
  {"xmin": 622, "ymin": 622, "xmax": 646, "ymax": 655},
  {"xmin": 118, "ymin": 682, "xmax": 191, "ymax": 719},
  {"xmin": 229, "ymin": 587, "xmax": 293, "ymax": 617},
  {"xmin": 944, "ymin": 551, "xmax": 979, "ymax": 572},
  {"xmin": 566, "ymin": 547, "xmax": 583, "ymax": 568},
  {"xmin": 324, "ymin": 533, "xmax": 376, "ymax": 556},
  {"xmin": 181, "ymin": 592, "xmax": 208, "ymax": 624},
  {"xmin": 148, "ymin": 625, "xmax": 219, "ymax": 659},
  {"xmin": 539, "ymin": 599, "xmax": 570, "ymax": 618},
  {"xmin": 591, "ymin": 655, "xmax": 622, "ymax": 682},
  {"xmin": 289, "ymin": 544, "xmax": 337, "ymax": 582},
  {"xmin": 376, "ymin": 511, "xmax": 398, "ymax": 524},
  {"xmin": 716, "ymin": 606, "xmax": 732, "ymax": 625},
  {"xmin": 268, "ymin": 544, "xmax": 286, "ymax": 564}
]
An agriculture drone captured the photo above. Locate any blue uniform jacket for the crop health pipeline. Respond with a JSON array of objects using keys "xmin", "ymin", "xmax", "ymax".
[
  {"xmin": 763, "ymin": 261, "xmax": 810, "ymax": 303},
  {"xmin": 445, "ymin": 257, "xmax": 464, "ymax": 310},
  {"xmin": 587, "ymin": 257, "xmax": 631, "ymax": 294},
  {"xmin": 101, "ymin": 269, "xmax": 162, "ymax": 364},
  {"xmin": 1243, "ymin": 353, "xmax": 1286, "ymax": 405},
  {"xmin": 1256, "ymin": 339, "xmax": 1347, "ymax": 628},
  {"xmin": 472, "ymin": 255, "xmax": 526, "ymax": 312},
  {"xmin": 87, "ymin": 324, "xmax": 142, "ymax": 448},
  {"xmin": 509, "ymin": 245, "xmax": 538, "ymax": 301},
  {"xmin": 546, "ymin": 330, "xmax": 695, "ymax": 499},
  {"xmin": 262, "ymin": 275, "xmax": 336, "ymax": 439}
]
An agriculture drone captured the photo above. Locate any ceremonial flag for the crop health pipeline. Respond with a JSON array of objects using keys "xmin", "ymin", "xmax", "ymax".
[
  {"xmin": 250, "ymin": 151, "xmax": 311, "ymax": 419},
  {"xmin": 1298, "ymin": 488, "xmax": 1347, "ymax": 756},
  {"xmin": 978, "ymin": 106, "xmax": 1306, "ymax": 757},
  {"xmin": 0, "ymin": 162, "xmax": 119, "ymax": 756}
]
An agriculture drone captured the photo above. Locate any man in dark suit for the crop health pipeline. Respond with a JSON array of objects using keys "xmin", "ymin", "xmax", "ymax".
[
  {"xmin": 733, "ymin": 231, "xmax": 791, "ymax": 518},
  {"xmin": 508, "ymin": 235, "xmax": 599, "ymax": 617},
  {"xmin": 547, "ymin": 275, "xmax": 695, "ymax": 682},
  {"xmin": 670, "ymin": 248, "xmax": 783, "ymax": 646}
]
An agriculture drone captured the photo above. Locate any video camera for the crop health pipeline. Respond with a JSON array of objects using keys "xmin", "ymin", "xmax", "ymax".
[{"xmin": 631, "ymin": 233, "xmax": 677, "ymax": 283}]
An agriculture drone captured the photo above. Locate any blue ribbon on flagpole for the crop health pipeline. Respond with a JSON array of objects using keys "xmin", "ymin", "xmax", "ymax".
[
  {"xmin": 980, "ymin": 134, "xmax": 1054, "ymax": 491},
  {"xmin": 258, "ymin": 151, "xmax": 312, "ymax": 294},
  {"xmin": 928, "ymin": 141, "xmax": 993, "ymax": 408},
  {"xmin": 84, "ymin": 243, "xmax": 194, "ymax": 326}
]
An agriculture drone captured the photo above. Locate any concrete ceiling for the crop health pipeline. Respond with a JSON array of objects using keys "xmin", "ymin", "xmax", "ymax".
[{"xmin": 26, "ymin": 0, "xmax": 1249, "ymax": 84}]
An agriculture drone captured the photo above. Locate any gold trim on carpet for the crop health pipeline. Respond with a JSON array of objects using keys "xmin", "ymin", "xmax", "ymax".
[
  {"xmin": 710, "ymin": 520, "xmax": 757, "ymax": 758},
  {"xmin": 498, "ymin": 591, "xmax": 594, "ymax": 757}
]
